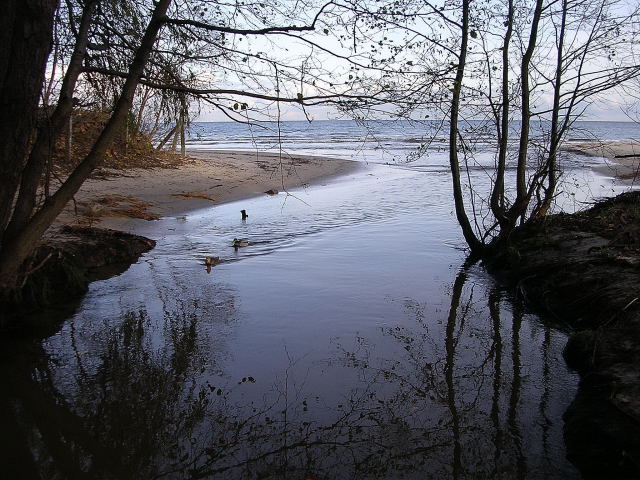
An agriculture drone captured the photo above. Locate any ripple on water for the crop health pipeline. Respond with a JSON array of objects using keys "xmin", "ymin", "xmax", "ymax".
[{"xmin": 0, "ymin": 160, "xmax": 590, "ymax": 479}]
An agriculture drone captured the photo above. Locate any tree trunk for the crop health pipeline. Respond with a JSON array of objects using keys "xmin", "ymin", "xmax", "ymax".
[
  {"xmin": 0, "ymin": 0, "xmax": 173, "ymax": 290},
  {"xmin": 448, "ymin": 0, "xmax": 484, "ymax": 254},
  {"xmin": 509, "ymin": 0, "xmax": 544, "ymax": 224},
  {"xmin": 156, "ymin": 125, "xmax": 177, "ymax": 150},
  {"xmin": 171, "ymin": 119, "xmax": 180, "ymax": 152},
  {"xmin": 0, "ymin": 0, "xmax": 57, "ymax": 242},
  {"xmin": 180, "ymin": 96, "xmax": 187, "ymax": 157},
  {"xmin": 535, "ymin": 0, "xmax": 568, "ymax": 218},
  {"xmin": 4, "ymin": 0, "xmax": 97, "ymax": 241},
  {"xmin": 180, "ymin": 114, "xmax": 186, "ymax": 158},
  {"xmin": 135, "ymin": 86, "xmax": 152, "ymax": 133},
  {"xmin": 490, "ymin": 0, "xmax": 513, "ymax": 227}
]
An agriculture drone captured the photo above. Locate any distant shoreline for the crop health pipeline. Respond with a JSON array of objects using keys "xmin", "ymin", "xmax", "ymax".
[
  {"xmin": 561, "ymin": 140, "xmax": 640, "ymax": 181},
  {"xmin": 54, "ymin": 138, "xmax": 637, "ymax": 229}
]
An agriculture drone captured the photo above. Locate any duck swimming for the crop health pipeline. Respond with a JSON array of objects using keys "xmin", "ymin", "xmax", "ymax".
[
  {"xmin": 204, "ymin": 256, "xmax": 221, "ymax": 266},
  {"xmin": 204, "ymin": 256, "xmax": 221, "ymax": 274},
  {"xmin": 232, "ymin": 238, "xmax": 250, "ymax": 249}
]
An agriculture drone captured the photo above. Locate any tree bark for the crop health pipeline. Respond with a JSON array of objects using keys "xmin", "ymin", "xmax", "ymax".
[
  {"xmin": 449, "ymin": 0, "xmax": 483, "ymax": 254},
  {"xmin": 0, "ymin": 0, "xmax": 58, "ymax": 242},
  {"xmin": 4, "ymin": 0, "xmax": 97, "ymax": 241}
]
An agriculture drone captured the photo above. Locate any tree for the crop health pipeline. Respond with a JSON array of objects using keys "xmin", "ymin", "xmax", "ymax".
[
  {"xmin": 0, "ymin": 0, "xmax": 173, "ymax": 292},
  {"xmin": 0, "ymin": 0, "xmax": 58, "ymax": 253},
  {"xmin": 338, "ymin": 0, "xmax": 640, "ymax": 255},
  {"xmin": 0, "ymin": 0, "xmax": 371, "ymax": 293},
  {"xmin": 445, "ymin": 0, "xmax": 640, "ymax": 255}
]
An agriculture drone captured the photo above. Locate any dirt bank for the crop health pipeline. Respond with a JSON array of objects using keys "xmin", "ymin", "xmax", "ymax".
[
  {"xmin": 486, "ymin": 191, "xmax": 640, "ymax": 478},
  {"xmin": 0, "ymin": 226, "xmax": 156, "ymax": 331}
]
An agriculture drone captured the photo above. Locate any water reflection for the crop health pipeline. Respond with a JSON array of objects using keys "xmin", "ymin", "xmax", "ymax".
[
  {"xmin": 2, "ymin": 311, "xmax": 201, "ymax": 477},
  {"xmin": 0, "ymin": 266, "xmax": 578, "ymax": 479},
  {"xmin": 327, "ymin": 266, "xmax": 573, "ymax": 479}
]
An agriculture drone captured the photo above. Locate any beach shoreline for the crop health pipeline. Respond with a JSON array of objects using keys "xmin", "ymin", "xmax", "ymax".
[
  {"xmin": 562, "ymin": 140, "xmax": 640, "ymax": 181},
  {"xmin": 0, "ymin": 149, "xmax": 361, "ymax": 322},
  {"xmin": 50, "ymin": 137, "xmax": 640, "ymax": 229},
  {"xmin": 54, "ymin": 149, "xmax": 361, "ymax": 227}
]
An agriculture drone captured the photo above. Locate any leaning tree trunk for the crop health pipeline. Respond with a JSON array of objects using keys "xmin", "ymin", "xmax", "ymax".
[
  {"xmin": 0, "ymin": 0, "xmax": 173, "ymax": 290},
  {"xmin": 0, "ymin": 0, "xmax": 57, "ymax": 243}
]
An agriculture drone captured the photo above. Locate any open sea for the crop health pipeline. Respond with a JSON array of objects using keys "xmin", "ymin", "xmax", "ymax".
[
  {"xmin": 186, "ymin": 118, "xmax": 639, "ymax": 159},
  {"xmin": 1, "ymin": 120, "xmax": 637, "ymax": 479}
]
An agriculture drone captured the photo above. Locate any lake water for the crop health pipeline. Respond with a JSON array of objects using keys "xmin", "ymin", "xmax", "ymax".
[{"xmin": 1, "ymin": 120, "xmax": 637, "ymax": 479}]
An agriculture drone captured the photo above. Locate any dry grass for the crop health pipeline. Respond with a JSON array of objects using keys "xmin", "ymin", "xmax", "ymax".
[
  {"xmin": 76, "ymin": 194, "xmax": 159, "ymax": 222},
  {"xmin": 52, "ymin": 109, "xmax": 189, "ymax": 179}
]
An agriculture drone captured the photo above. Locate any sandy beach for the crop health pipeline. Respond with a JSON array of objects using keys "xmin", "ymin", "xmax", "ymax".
[
  {"xmin": 53, "ymin": 138, "xmax": 637, "ymax": 228},
  {"xmin": 55, "ymin": 150, "xmax": 360, "ymax": 226},
  {"xmin": 562, "ymin": 140, "xmax": 640, "ymax": 180}
]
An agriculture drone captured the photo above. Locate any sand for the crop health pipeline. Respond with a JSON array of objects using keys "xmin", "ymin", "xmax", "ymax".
[
  {"xmin": 54, "ymin": 138, "xmax": 637, "ymax": 227},
  {"xmin": 561, "ymin": 140, "xmax": 640, "ymax": 180},
  {"xmin": 55, "ymin": 150, "xmax": 360, "ymax": 225}
]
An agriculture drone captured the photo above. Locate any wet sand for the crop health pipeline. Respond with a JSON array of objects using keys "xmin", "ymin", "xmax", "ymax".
[
  {"xmin": 54, "ymin": 139, "xmax": 638, "ymax": 227},
  {"xmin": 562, "ymin": 140, "xmax": 640, "ymax": 180},
  {"xmin": 56, "ymin": 150, "xmax": 360, "ymax": 225}
]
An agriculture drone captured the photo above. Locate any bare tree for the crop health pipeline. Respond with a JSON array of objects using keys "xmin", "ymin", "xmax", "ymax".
[
  {"xmin": 0, "ymin": 0, "xmax": 379, "ymax": 294},
  {"xmin": 337, "ymin": 0, "xmax": 640, "ymax": 255}
]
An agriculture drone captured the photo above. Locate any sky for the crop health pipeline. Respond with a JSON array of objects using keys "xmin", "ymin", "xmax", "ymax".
[
  {"xmin": 186, "ymin": 0, "xmax": 640, "ymax": 124},
  {"xmin": 195, "ymin": 94, "xmax": 639, "ymax": 123}
]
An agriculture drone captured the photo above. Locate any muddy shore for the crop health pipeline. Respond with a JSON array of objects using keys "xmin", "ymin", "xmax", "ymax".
[
  {"xmin": 0, "ymin": 226, "xmax": 156, "ymax": 331},
  {"xmin": 55, "ymin": 149, "xmax": 359, "ymax": 226},
  {"xmin": 486, "ymin": 190, "xmax": 640, "ymax": 478},
  {"xmin": 561, "ymin": 140, "xmax": 640, "ymax": 182}
]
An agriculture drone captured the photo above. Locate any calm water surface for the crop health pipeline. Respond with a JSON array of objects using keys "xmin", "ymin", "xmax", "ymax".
[{"xmin": 2, "ymin": 121, "xmax": 636, "ymax": 479}]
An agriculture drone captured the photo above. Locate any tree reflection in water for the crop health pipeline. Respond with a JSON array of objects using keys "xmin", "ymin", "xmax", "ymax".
[{"xmin": 0, "ymin": 267, "xmax": 578, "ymax": 479}]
